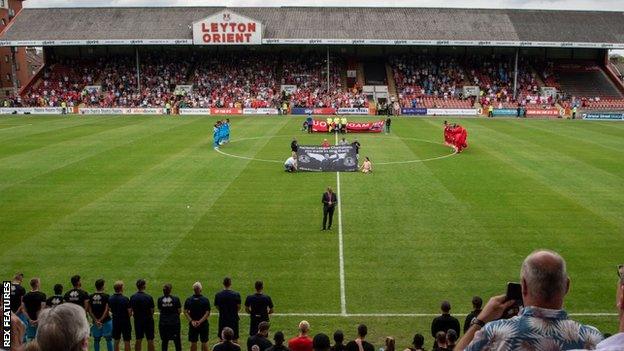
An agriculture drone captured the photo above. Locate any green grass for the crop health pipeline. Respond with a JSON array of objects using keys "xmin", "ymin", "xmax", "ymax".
[{"xmin": 1, "ymin": 115, "xmax": 623, "ymax": 349}]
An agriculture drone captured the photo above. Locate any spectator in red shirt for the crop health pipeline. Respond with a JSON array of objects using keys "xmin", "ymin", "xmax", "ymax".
[{"xmin": 288, "ymin": 321, "xmax": 313, "ymax": 351}]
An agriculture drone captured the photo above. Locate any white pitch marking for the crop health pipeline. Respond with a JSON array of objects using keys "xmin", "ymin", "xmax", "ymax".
[
  {"xmin": 335, "ymin": 132, "xmax": 347, "ymax": 316},
  {"xmin": 0, "ymin": 123, "xmax": 33, "ymax": 131},
  {"xmin": 151, "ymin": 312, "xmax": 617, "ymax": 317},
  {"xmin": 214, "ymin": 135, "xmax": 457, "ymax": 165}
]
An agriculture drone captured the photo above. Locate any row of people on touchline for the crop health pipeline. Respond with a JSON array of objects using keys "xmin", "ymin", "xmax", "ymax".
[{"xmin": 6, "ymin": 275, "xmax": 273, "ymax": 351}]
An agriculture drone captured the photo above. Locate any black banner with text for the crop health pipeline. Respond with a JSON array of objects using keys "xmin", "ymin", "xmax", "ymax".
[{"xmin": 296, "ymin": 145, "xmax": 358, "ymax": 172}]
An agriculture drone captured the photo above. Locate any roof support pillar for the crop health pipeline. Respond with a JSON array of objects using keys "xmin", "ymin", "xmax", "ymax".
[
  {"xmin": 136, "ymin": 47, "xmax": 141, "ymax": 95},
  {"xmin": 513, "ymin": 47, "xmax": 519, "ymax": 101}
]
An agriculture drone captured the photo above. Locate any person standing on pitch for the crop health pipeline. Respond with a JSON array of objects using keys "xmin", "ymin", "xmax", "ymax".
[
  {"xmin": 185, "ymin": 282, "xmax": 211, "ymax": 351},
  {"xmin": 245, "ymin": 281, "xmax": 274, "ymax": 336},
  {"xmin": 89, "ymin": 279, "xmax": 113, "ymax": 351},
  {"xmin": 130, "ymin": 279, "xmax": 155, "ymax": 351},
  {"xmin": 158, "ymin": 283, "xmax": 182, "ymax": 351},
  {"xmin": 109, "ymin": 281, "xmax": 132, "ymax": 351},
  {"xmin": 64, "ymin": 275, "xmax": 89, "ymax": 310},
  {"xmin": 306, "ymin": 114, "xmax": 314, "ymax": 133},
  {"xmin": 322, "ymin": 187, "xmax": 338, "ymax": 231},
  {"xmin": 351, "ymin": 139, "xmax": 361, "ymax": 160},
  {"xmin": 385, "ymin": 117, "xmax": 392, "ymax": 134},
  {"xmin": 215, "ymin": 277, "xmax": 242, "ymax": 342}
]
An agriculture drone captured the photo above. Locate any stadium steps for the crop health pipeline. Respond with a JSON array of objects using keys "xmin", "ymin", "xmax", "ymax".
[
  {"xmin": 385, "ymin": 63, "xmax": 398, "ymax": 101},
  {"xmin": 558, "ymin": 68, "xmax": 624, "ymax": 99}
]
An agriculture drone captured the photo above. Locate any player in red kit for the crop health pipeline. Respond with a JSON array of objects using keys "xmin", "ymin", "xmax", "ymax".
[
  {"xmin": 443, "ymin": 121, "xmax": 453, "ymax": 147},
  {"xmin": 454, "ymin": 125, "xmax": 468, "ymax": 153}
]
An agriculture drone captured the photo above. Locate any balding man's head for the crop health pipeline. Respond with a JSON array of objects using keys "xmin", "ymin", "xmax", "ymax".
[
  {"xmin": 299, "ymin": 320, "xmax": 310, "ymax": 335},
  {"xmin": 521, "ymin": 250, "xmax": 570, "ymax": 308}
]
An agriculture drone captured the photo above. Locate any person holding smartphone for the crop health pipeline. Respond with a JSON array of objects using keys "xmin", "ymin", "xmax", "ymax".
[{"xmin": 456, "ymin": 250, "xmax": 603, "ymax": 351}]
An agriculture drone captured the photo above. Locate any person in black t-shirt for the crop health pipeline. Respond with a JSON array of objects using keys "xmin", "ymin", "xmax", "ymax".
[
  {"xmin": 64, "ymin": 274, "xmax": 89, "ymax": 309},
  {"xmin": 265, "ymin": 331, "xmax": 288, "ymax": 351},
  {"xmin": 385, "ymin": 118, "xmax": 391, "ymax": 134},
  {"xmin": 46, "ymin": 284, "xmax": 64, "ymax": 308},
  {"xmin": 22, "ymin": 278, "xmax": 46, "ymax": 341},
  {"xmin": 158, "ymin": 283, "xmax": 182, "ymax": 351},
  {"xmin": 109, "ymin": 281, "xmax": 132, "ymax": 351},
  {"xmin": 313, "ymin": 333, "xmax": 331, "ymax": 351},
  {"xmin": 247, "ymin": 321, "xmax": 272, "ymax": 351},
  {"xmin": 463, "ymin": 296, "xmax": 483, "ymax": 334},
  {"xmin": 89, "ymin": 279, "xmax": 113, "ymax": 351},
  {"xmin": 10, "ymin": 273, "xmax": 26, "ymax": 315},
  {"xmin": 130, "ymin": 279, "xmax": 155, "ymax": 351},
  {"xmin": 244, "ymin": 281, "xmax": 274, "ymax": 336},
  {"xmin": 345, "ymin": 325, "xmax": 374, "ymax": 351},
  {"xmin": 430, "ymin": 301, "xmax": 460, "ymax": 338},
  {"xmin": 330, "ymin": 331, "xmax": 344, "ymax": 351},
  {"xmin": 184, "ymin": 281, "xmax": 211, "ymax": 351},
  {"xmin": 351, "ymin": 139, "xmax": 361, "ymax": 160},
  {"xmin": 215, "ymin": 277, "xmax": 242, "ymax": 341},
  {"xmin": 213, "ymin": 327, "xmax": 242, "ymax": 351}
]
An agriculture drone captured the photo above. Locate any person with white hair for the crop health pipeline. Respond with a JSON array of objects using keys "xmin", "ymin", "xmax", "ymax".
[
  {"xmin": 456, "ymin": 249, "xmax": 604, "ymax": 350},
  {"xmin": 185, "ymin": 281, "xmax": 211, "ymax": 351},
  {"xmin": 288, "ymin": 321, "xmax": 313, "ymax": 351},
  {"xmin": 29, "ymin": 302, "xmax": 90, "ymax": 351}
]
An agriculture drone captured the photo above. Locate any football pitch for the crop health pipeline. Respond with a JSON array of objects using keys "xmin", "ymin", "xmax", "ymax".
[{"xmin": 0, "ymin": 115, "xmax": 623, "ymax": 348}]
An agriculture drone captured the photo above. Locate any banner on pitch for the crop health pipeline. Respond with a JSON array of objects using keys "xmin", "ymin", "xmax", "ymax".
[
  {"xmin": 582, "ymin": 113, "xmax": 624, "ymax": 121},
  {"xmin": 312, "ymin": 119, "xmax": 384, "ymax": 133},
  {"xmin": 296, "ymin": 145, "xmax": 358, "ymax": 172}
]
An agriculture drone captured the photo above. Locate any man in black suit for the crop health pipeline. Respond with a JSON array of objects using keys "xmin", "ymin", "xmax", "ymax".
[{"xmin": 322, "ymin": 187, "xmax": 338, "ymax": 231}]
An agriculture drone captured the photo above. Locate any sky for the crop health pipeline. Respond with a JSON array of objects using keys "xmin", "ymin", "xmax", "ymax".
[{"xmin": 21, "ymin": 0, "xmax": 624, "ymax": 10}]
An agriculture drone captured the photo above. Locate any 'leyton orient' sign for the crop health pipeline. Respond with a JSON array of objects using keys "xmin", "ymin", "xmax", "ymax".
[{"xmin": 193, "ymin": 11, "xmax": 263, "ymax": 45}]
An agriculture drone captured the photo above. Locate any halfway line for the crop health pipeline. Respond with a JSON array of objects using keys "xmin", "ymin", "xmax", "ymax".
[{"xmin": 335, "ymin": 132, "xmax": 347, "ymax": 316}]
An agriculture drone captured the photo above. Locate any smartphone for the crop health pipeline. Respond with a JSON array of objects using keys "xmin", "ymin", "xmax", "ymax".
[{"xmin": 506, "ymin": 282, "xmax": 523, "ymax": 304}]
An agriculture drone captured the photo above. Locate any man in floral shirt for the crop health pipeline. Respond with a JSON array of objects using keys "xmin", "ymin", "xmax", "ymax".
[{"xmin": 457, "ymin": 250, "xmax": 604, "ymax": 350}]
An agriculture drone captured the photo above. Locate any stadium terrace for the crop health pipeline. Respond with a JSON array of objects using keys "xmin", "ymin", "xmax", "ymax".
[{"xmin": 0, "ymin": 6, "xmax": 623, "ymax": 115}]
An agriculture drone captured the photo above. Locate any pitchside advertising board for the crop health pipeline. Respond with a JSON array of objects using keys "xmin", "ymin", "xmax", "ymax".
[
  {"xmin": 582, "ymin": 113, "xmax": 624, "ymax": 121},
  {"xmin": 296, "ymin": 145, "xmax": 358, "ymax": 172},
  {"xmin": 192, "ymin": 11, "xmax": 263, "ymax": 45}
]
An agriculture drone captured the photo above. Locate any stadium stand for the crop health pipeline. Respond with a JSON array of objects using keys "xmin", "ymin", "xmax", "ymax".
[{"xmin": 2, "ymin": 7, "xmax": 624, "ymax": 114}]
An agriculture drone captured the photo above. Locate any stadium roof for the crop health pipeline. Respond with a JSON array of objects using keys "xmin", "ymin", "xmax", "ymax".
[{"xmin": 1, "ymin": 7, "xmax": 624, "ymax": 48}]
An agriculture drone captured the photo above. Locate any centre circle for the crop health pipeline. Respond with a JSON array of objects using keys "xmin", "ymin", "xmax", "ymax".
[{"xmin": 214, "ymin": 135, "xmax": 457, "ymax": 165}]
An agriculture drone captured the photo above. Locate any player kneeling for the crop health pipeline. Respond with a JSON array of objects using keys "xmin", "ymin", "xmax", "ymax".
[
  {"xmin": 359, "ymin": 157, "xmax": 373, "ymax": 174},
  {"xmin": 284, "ymin": 155, "xmax": 297, "ymax": 173}
]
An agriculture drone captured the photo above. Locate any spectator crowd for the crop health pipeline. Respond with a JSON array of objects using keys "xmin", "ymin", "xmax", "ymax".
[
  {"xmin": 3, "ymin": 53, "xmax": 623, "ymax": 112},
  {"xmin": 3, "ymin": 249, "xmax": 624, "ymax": 351}
]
